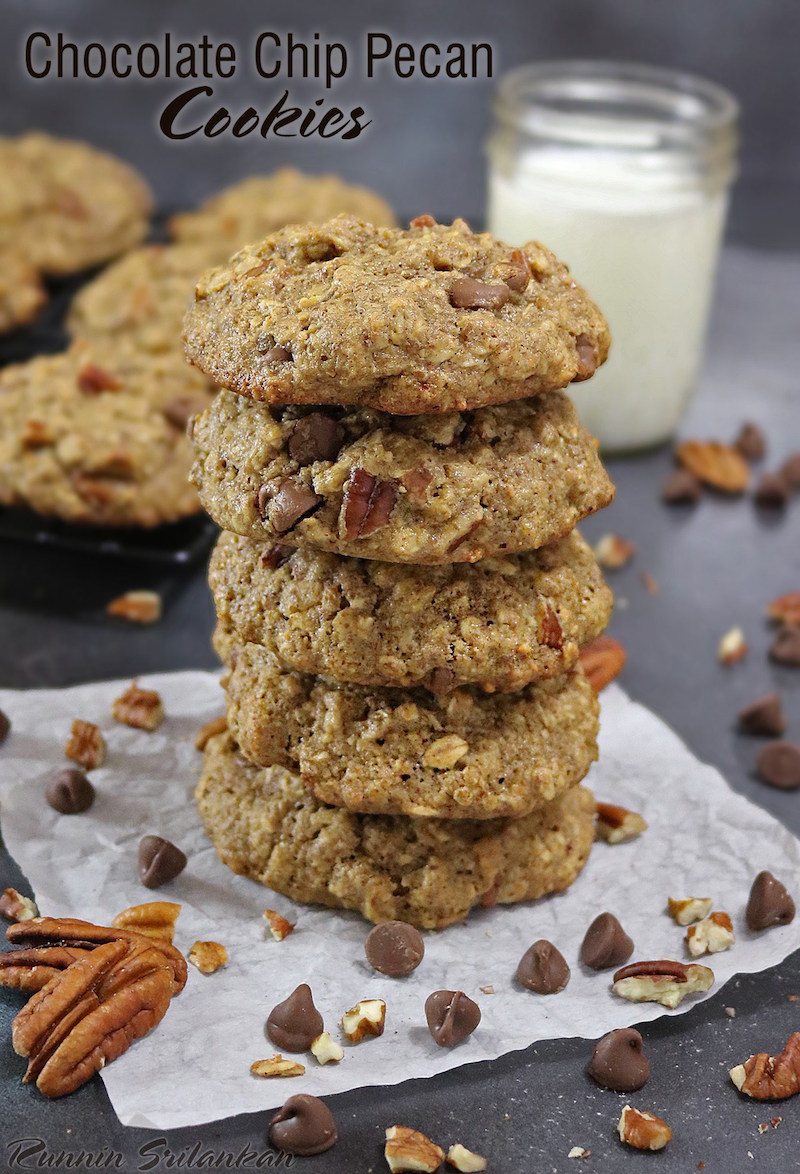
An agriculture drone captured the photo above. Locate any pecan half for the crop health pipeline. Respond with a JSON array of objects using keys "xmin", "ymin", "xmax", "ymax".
[
  {"xmin": 112, "ymin": 901, "xmax": 181, "ymax": 944},
  {"xmin": 675, "ymin": 440, "xmax": 749, "ymax": 494},
  {"xmin": 343, "ymin": 469, "xmax": 398, "ymax": 540},
  {"xmin": 579, "ymin": 636, "xmax": 626, "ymax": 692},
  {"xmin": 612, "ymin": 959, "xmax": 714, "ymax": 1008},
  {"xmin": 385, "ymin": 1126, "xmax": 444, "ymax": 1174},
  {"xmin": 730, "ymin": 1032, "xmax": 800, "ymax": 1101},
  {"xmin": 0, "ymin": 946, "xmax": 87, "ymax": 992}
]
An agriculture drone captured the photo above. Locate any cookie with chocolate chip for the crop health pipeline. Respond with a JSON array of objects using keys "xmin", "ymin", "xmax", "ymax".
[
  {"xmin": 0, "ymin": 341, "xmax": 214, "ymax": 526},
  {"xmin": 190, "ymin": 390, "xmax": 614, "ymax": 563},
  {"xmin": 183, "ymin": 215, "xmax": 610, "ymax": 414},
  {"xmin": 217, "ymin": 630, "xmax": 599, "ymax": 820},
  {"xmin": 209, "ymin": 530, "xmax": 612, "ymax": 693},
  {"xmin": 196, "ymin": 730, "xmax": 595, "ymax": 929},
  {"xmin": 169, "ymin": 169, "xmax": 396, "ymax": 264}
]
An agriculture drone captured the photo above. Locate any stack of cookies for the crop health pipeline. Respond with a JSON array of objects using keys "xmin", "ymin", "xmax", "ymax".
[{"xmin": 184, "ymin": 214, "xmax": 615, "ymax": 930}]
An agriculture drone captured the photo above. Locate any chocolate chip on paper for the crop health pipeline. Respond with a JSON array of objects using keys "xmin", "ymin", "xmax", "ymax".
[
  {"xmin": 424, "ymin": 989, "xmax": 481, "ymax": 1048},
  {"xmin": 365, "ymin": 921, "xmax": 425, "ymax": 977},
  {"xmin": 757, "ymin": 742, "xmax": 800, "ymax": 790},
  {"xmin": 580, "ymin": 912, "xmax": 634, "ymax": 971},
  {"xmin": 45, "ymin": 766, "xmax": 95, "ymax": 814},
  {"xmin": 269, "ymin": 1094, "xmax": 337, "ymax": 1156},
  {"xmin": 266, "ymin": 983, "xmax": 324, "ymax": 1052},
  {"xmin": 515, "ymin": 939, "xmax": 571, "ymax": 994},
  {"xmin": 738, "ymin": 693, "xmax": 786, "ymax": 737},
  {"xmin": 588, "ymin": 1028, "xmax": 650, "ymax": 1092},
  {"xmin": 746, "ymin": 871, "xmax": 796, "ymax": 931},
  {"xmin": 138, "ymin": 835, "xmax": 187, "ymax": 888}
]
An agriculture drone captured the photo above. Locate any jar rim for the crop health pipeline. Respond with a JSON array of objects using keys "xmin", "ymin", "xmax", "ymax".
[{"xmin": 495, "ymin": 59, "xmax": 738, "ymax": 148}]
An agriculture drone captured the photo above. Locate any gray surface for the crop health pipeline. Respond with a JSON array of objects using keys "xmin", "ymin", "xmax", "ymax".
[
  {"xmin": 1, "ymin": 0, "xmax": 800, "ymax": 245},
  {"xmin": 1, "ymin": 242, "xmax": 799, "ymax": 1170}
]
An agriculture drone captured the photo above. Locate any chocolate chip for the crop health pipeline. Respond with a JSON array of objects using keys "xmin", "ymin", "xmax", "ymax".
[
  {"xmin": 780, "ymin": 452, "xmax": 800, "ymax": 488},
  {"xmin": 428, "ymin": 667, "xmax": 457, "ymax": 695},
  {"xmin": 734, "ymin": 422, "xmax": 766, "ymax": 462},
  {"xmin": 266, "ymin": 983, "xmax": 324, "ymax": 1052},
  {"xmin": 268, "ymin": 479, "xmax": 322, "ymax": 534},
  {"xmin": 574, "ymin": 334, "xmax": 598, "ymax": 381},
  {"xmin": 343, "ymin": 468, "xmax": 398, "ymax": 540},
  {"xmin": 269, "ymin": 1094, "xmax": 337, "ymax": 1156},
  {"xmin": 424, "ymin": 989, "xmax": 481, "ymax": 1047},
  {"xmin": 588, "ymin": 1028, "xmax": 650, "ymax": 1092},
  {"xmin": 287, "ymin": 413, "xmax": 345, "ymax": 466},
  {"xmin": 260, "ymin": 544, "xmax": 293, "ymax": 570},
  {"xmin": 738, "ymin": 693, "xmax": 785, "ymax": 737},
  {"xmin": 264, "ymin": 345, "xmax": 292, "ymax": 364},
  {"xmin": 515, "ymin": 939, "xmax": 570, "ymax": 994},
  {"xmin": 746, "ymin": 870, "xmax": 796, "ymax": 931},
  {"xmin": 138, "ymin": 835, "xmax": 187, "ymax": 888},
  {"xmin": 661, "ymin": 468, "xmax": 701, "ymax": 504},
  {"xmin": 45, "ymin": 767, "xmax": 95, "ymax": 814},
  {"xmin": 756, "ymin": 741, "xmax": 800, "ymax": 790},
  {"xmin": 580, "ymin": 912, "xmax": 634, "ymax": 971},
  {"xmin": 502, "ymin": 249, "xmax": 531, "ymax": 293},
  {"xmin": 449, "ymin": 276, "xmax": 510, "ymax": 311},
  {"xmin": 364, "ymin": 921, "xmax": 425, "ymax": 977},
  {"xmin": 0, "ymin": 709, "xmax": 10, "ymax": 745},
  {"xmin": 769, "ymin": 627, "xmax": 800, "ymax": 666},
  {"xmin": 754, "ymin": 472, "xmax": 789, "ymax": 508}
]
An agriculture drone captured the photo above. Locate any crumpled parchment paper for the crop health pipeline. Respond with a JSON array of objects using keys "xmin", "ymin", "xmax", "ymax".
[{"xmin": 0, "ymin": 671, "xmax": 797, "ymax": 1128}]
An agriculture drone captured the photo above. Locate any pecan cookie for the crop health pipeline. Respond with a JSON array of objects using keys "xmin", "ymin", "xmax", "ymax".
[
  {"xmin": 197, "ymin": 731, "xmax": 595, "ymax": 929},
  {"xmin": 190, "ymin": 391, "xmax": 613, "ymax": 563},
  {"xmin": 0, "ymin": 248, "xmax": 47, "ymax": 335},
  {"xmin": 169, "ymin": 169, "xmax": 396, "ymax": 263},
  {"xmin": 218, "ymin": 634, "xmax": 599, "ymax": 820},
  {"xmin": 68, "ymin": 243, "xmax": 216, "ymax": 354},
  {"xmin": 0, "ymin": 341, "xmax": 214, "ymax": 526},
  {"xmin": 209, "ymin": 530, "xmax": 612, "ymax": 693},
  {"xmin": 0, "ymin": 133, "xmax": 152, "ymax": 276},
  {"xmin": 183, "ymin": 214, "xmax": 610, "ymax": 414}
]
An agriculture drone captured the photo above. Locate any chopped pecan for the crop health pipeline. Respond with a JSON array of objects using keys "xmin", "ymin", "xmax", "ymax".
[
  {"xmin": 64, "ymin": 719, "xmax": 106, "ymax": 770},
  {"xmin": 675, "ymin": 440, "xmax": 749, "ymax": 494},
  {"xmin": 594, "ymin": 533, "xmax": 636, "ymax": 569},
  {"xmin": 718, "ymin": 627, "xmax": 747, "ymax": 665},
  {"xmin": 612, "ymin": 959, "xmax": 714, "ymax": 1008},
  {"xmin": 401, "ymin": 466, "xmax": 434, "ymax": 497},
  {"xmin": 574, "ymin": 334, "xmax": 599, "ymax": 381},
  {"xmin": 111, "ymin": 682, "xmax": 165, "ymax": 731},
  {"xmin": 20, "ymin": 419, "xmax": 54, "ymax": 449},
  {"xmin": 617, "ymin": 1105, "xmax": 672, "ymax": 1151},
  {"xmin": 310, "ymin": 1031, "xmax": 344, "ymax": 1065},
  {"xmin": 195, "ymin": 714, "xmax": 227, "ymax": 750},
  {"xmin": 251, "ymin": 1055, "xmax": 305, "ymax": 1078},
  {"xmin": 112, "ymin": 901, "xmax": 181, "ymax": 944},
  {"xmin": 447, "ymin": 1143, "xmax": 487, "ymax": 1171},
  {"xmin": 77, "ymin": 363, "xmax": 122, "ymax": 395},
  {"xmin": 767, "ymin": 592, "xmax": 800, "ymax": 627},
  {"xmin": 385, "ymin": 1125, "xmax": 444, "ymax": 1173},
  {"xmin": 189, "ymin": 940, "xmax": 228, "ymax": 975},
  {"xmin": 106, "ymin": 589, "xmax": 162, "ymax": 624},
  {"xmin": 341, "ymin": 998, "xmax": 386, "ymax": 1043},
  {"xmin": 264, "ymin": 909, "xmax": 295, "ymax": 941},
  {"xmin": 686, "ymin": 912, "xmax": 735, "ymax": 957},
  {"xmin": 667, "ymin": 897, "xmax": 712, "ymax": 926},
  {"xmin": 0, "ymin": 887, "xmax": 39, "ymax": 923},
  {"xmin": 540, "ymin": 605, "xmax": 563, "ymax": 650},
  {"xmin": 730, "ymin": 1032, "xmax": 800, "ymax": 1101},
  {"xmin": 579, "ymin": 636, "xmax": 626, "ymax": 692},
  {"xmin": 343, "ymin": 468, "xmax": 398, "ymax": 540},
  {"xmin": 595, "ymin": 802, "xmax": 647, "ymax": 844}
]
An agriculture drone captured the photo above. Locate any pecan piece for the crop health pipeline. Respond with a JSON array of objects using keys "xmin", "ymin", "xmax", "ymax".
[
  {"xmin": 195, "ymin": 714, "xmax": 227, "ymax": 750},
  {"xmin": 730, "ymin": 1032, "xmax": 800, "ymax": 1100},
  {"xmin": 343, "ymin": 468, "xmax": 398, "ymax": 540},
  {"xmin": 767, "ymin": 592, "xmax": 800, "ymax": 627},
  {"xmin": 618, "ymin": 1105, "xmax": 672, "ymax": 1151},
  {"xmin": 111, "ymin": 682, "xmax": 165, "ymax": 731},
  {"xmin": 540, "ymin": 605, "xmax": 563, "ymax": 650},
  {"xmin": 579, "ymin": 636, "xmax": 626, "ymax": 692},
  {"xmin": 112, "ymin": 901, "xmax": 181, "ymax": 944},
  {"xmin": 64, "ymin": 719, "xmax": 106, "ymax": 770},
  {"xmin": 595, "ymin": 802, "xmax": 647, "ymax": 844},
  {"xmin": 612, "ymin": 959, "xmax": 714, "ymax": 1008},
  {"xmin": 77, "ymin": 363, "xmax": 122, "ymax": 395},
  {"xmin": 0, "ymin": 887, "xmax": 39, "ymax": 923},
  {"xmin": 0, "ymin": 945, "xmax": 87, "ymax": 993},
  {"xmin": 675, "ymin": 439, "xmax": 749, "ymax": 494},
  {"xmin": 385, "ymin": 1125, "xmax": 444, "ymax": 1173},
  {"xmin": 106, "ymin": 590, "xmax": 162, "ymax": 624}
]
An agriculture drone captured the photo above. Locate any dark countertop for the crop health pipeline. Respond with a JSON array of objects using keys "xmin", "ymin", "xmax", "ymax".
[{"xmin": 1, "ymin": 244, "xmax": 799, "ymax": 1172}]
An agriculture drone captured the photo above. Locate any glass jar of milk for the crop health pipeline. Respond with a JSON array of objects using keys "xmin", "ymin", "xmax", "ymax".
[{"xmin": 487, "ymin": 61, "xmax": 738, "ymax": 451}]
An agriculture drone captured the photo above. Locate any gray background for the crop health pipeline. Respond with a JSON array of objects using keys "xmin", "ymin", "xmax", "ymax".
[{"xmin": 1, "ymin": 0, "xmax": 799, "ymax": 241}]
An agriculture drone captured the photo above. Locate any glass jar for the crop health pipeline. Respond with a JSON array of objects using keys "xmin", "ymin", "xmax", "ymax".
[{"xmin": 487, "ymin": 60, "xmax": 738, "ymax": 452}]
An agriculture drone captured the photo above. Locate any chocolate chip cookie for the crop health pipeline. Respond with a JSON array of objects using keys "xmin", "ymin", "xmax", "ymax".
[
  {"xmin": 183, "ymin": 215, "xmax": 610, "ymax": 414},
  {"xmin": 190, "ymin": 391, "xmax": 614, "ymax": 563},
  {"xmin": 218, "ymin": 633, "xmax": 599, "ymax": 820},
  {"xmin": 209, "ymin": 530, "xmax": 612, "ymax": 693},
  {"xmin": 169, "ymin": 169, "xmax": 396, "ymax": 263},
  {"xmin": 197, "ymin": 731, "xmax": 595, "ymax": 929},
  {"xmin": 68, "ymin": 243, "xmax": 216, "ymax": 354},
  {"xmin": 0, "ymin": 133, "xmax": 152, "ymax": 276},
  {"xmin": 0, "ymin": 341, "xmax": 214, "ymax": 526},
  {"xmin": 0, "ymin": 248, "xmax": 46, "ymax": 334}
]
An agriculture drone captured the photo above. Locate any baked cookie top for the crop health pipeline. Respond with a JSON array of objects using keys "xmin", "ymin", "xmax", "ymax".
[
  {"xmin": 0, "ymin": 248, "xmax": 46, "ymax": 335},
  {"xmin": 190, "ymin": 390, "xmax": 614, "ymax": 563},
  {"xmin": 68, "ymin": 243, "xmax": 216, "ymax": 355},
  {"xmin": 183, "ymin": 214, "xmax": 610, "ymax": 414},
  {"xmin": 169, "ymin": 169, "xmax": 396, "ymax": 263},
  {"xmin": 197, "ymin": 730, "xmax": 594, "ymax": 930},
  {"xmin": 220, "ymin": 634, "xmax": 599, "ymax": 820},
  {"xmin": 0, "ymin": 133, "xmax": 152, "ymax": 276},
  {"xmin": 0, "ymin": 341, "xmax": 214, "ymax": 527},
  {"xmin": 209, "ymin": 530, "xmax": 612, "ymax": 693}
]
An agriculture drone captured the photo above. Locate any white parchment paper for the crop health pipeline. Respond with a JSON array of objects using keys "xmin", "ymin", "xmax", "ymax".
[{"xmin": 0, "ymin": 670, "xmax": 798, "ymax": 1129}]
